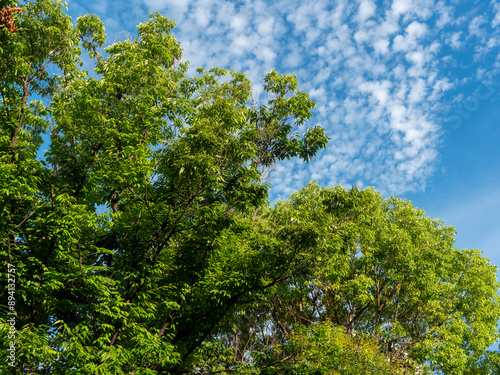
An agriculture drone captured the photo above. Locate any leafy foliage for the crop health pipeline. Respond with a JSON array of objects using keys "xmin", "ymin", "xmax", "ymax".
[
  {"xmin": 0, "ymin": 1, "xmax": 328, "ymax": 373},
  {"xmin": 193, "ymin": 183, "xmax": 500, "ymax": 374},
  {"xmin": 0, "ymin": 1, "xmax": 498, "ymax": 374}
]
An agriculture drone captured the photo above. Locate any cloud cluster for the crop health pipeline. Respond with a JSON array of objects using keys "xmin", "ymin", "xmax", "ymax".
[{"xmin": 71, "ymin": 0, "xmax": 500, "ymax": 198}]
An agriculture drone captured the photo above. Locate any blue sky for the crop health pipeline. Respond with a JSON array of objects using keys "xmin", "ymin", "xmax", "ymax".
[{"xmin": 64, "ymin": 1, "xmax": 499, "ymax": 282}]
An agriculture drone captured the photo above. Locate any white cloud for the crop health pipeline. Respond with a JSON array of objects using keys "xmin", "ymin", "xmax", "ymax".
[
  {"xmin": 283, "ymin": 50, "xmax": 302, "ymax": 68},
  {"xmin": 143, "ymin": 0, "xmax": 191, "ymax": 21},
  {"xmin": 373, "ymin": 39, "xmax": 390, "ymax": 54},
  {"xmin": 391, "ymin": 0, "xmax": 412, "ymax": 16},
  {"xmin": 469, "ymin": 15, "xmax": 487, "ymax": 38},
  {"xmin": 230, "ymin": 15, "xmax": 247, "ymax": 33},
  {"xmin": 70, "ymin": 0, "xmax": 499, "ymax": 198},
  {"xmin": 406, "ymin": 21, "xmax": 428, "ymax": 38},
  {"xmin": 393, "ymin": 21, "xmax": 428, "ymax": 52},
  {"xmin": 192, "ymin": 0, "xmax": 213, "ymax": 28},
  {"xmin": 447, "ymin": 32, "xmax": 463, "ymax": 50},
  {"xmin": 408, "ymin": 78, "xmax": 427, "ymax": 102},
  {"xmin": 391, "ymin": 0, "xmax": 433, "ymax": 20},
  {"xmin": 357, "ymin": 0, "xmax": 376, "ymax": 22},
  {"xmin": 434, "ymin": 1, "xmax": 455, "ymax": 29},
  {"xmin": 494, "ymin": 2, "xmax": 500, "ymax": 28},
  {"xmin": 257, "ymin": 17, "xmax": 275, "ymax": 36}
]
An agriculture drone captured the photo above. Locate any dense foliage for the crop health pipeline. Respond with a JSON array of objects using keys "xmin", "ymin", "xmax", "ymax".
[{"xmin": 1, "ymin": 1, "xmax": 499, "ymax": 374}]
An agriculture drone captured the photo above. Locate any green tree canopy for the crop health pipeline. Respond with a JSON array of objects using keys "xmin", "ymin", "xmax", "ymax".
[
  {"xmin": 1, "ymin": 1, "xmax": 328, "ymax": 373},
  {"xmin": 219, "ymin": 182, "xmax": 500, "ymax": 375},
  {"xmin": 1, "ymin": 1, "xmax": 499, "ymax": 374}
]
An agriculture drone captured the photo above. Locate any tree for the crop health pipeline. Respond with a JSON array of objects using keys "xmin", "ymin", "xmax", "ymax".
[
  {"xmin": 194, "ymin": 182, "xmax": 500, "ymax": 374},
  {"xmin": 0, "ymin": 1, "xmax": 328, "ymax": 373},
  {"xmin": 1, "ymin": 1, "xmax": 499, "ymax": 374}
]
